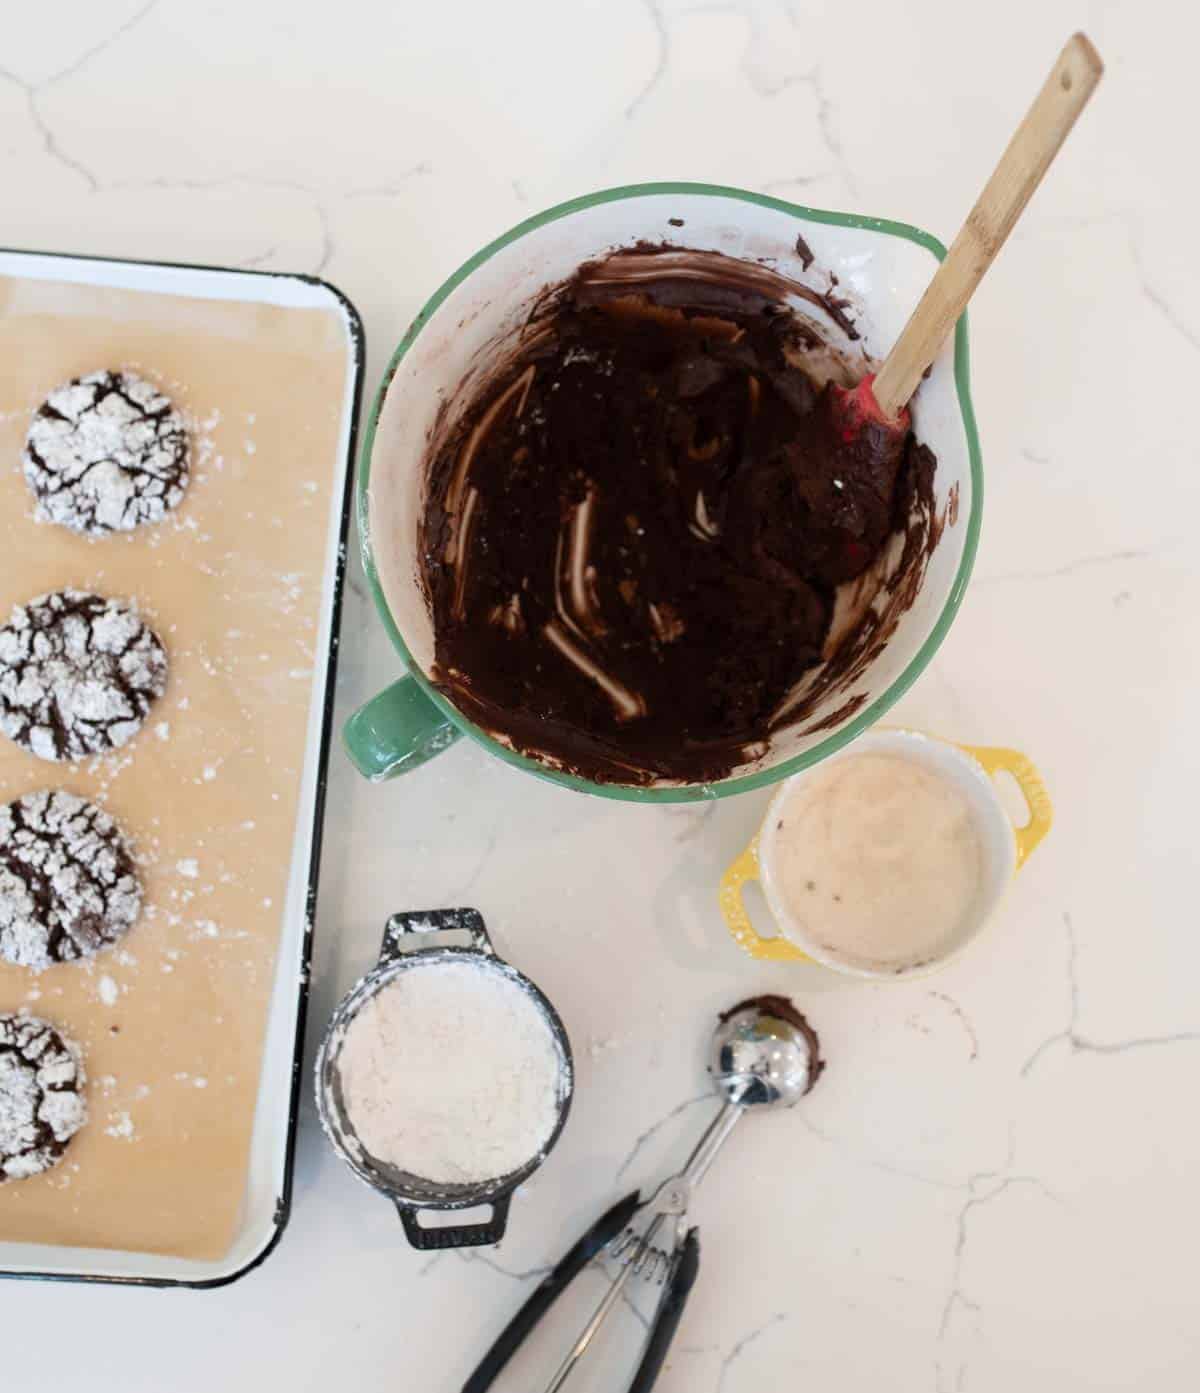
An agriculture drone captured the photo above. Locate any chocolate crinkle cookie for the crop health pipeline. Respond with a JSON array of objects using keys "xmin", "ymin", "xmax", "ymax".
[
  {"xmin": 23, "ymin": 369, "xmax": 190, "ymax": 537},
  {"xmin": 0, "ymin": 1013, "xmax": 87, "ymax": 1182},
  {"xmin": 0, "ymin": 790, "xmax": 142, "ymax": 969},
  {"xmin": 0, "ymin": 589, "xmax": 168, "ymax": 762}
]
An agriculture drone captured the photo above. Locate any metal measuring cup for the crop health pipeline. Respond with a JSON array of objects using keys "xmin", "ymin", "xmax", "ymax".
[{"xmin": 315, "ymin": 907, "xmax": 574, "ymax": 1250}]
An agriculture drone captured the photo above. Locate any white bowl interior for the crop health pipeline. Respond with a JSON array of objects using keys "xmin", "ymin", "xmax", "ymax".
[
  {"xmin": 759, "ymin": 729, "xmax": 1016, "ymax": 977},
  {"xmin": 367, "ymin": 190, "xmax": 974, "ymax": 784}
]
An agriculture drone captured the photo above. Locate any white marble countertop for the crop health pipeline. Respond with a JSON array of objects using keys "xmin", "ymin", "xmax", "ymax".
[{"xmin": 3, "ymin": 1, "xmax": 1197, "ymax": 1388}]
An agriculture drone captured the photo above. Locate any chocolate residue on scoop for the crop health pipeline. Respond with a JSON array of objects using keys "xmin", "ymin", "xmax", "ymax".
[{"xmin": 419, "ymin": 246, "xmax": 940, "ymax": 785}]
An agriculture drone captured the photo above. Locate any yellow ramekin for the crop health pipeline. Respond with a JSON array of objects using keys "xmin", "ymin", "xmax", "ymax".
[{"xmin": 718, "ymin": 729, "xmax": 1052, "ymax": 978}]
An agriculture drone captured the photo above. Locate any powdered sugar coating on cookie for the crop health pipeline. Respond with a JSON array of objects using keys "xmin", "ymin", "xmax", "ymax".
[
  {"xmin": 0, "ymin": 1014, "xmax": 87, "ymax": 1181},
  {"xmin": 23, "ymin": 370, "xmax": 190, "ymax": 537},
  {"xmin": 0, "ymin": 790, "xmax": 142, "ymax": 969},
  {"xmin": 0, "ymin": 589, "xmax": 168, "ymax": 762}
]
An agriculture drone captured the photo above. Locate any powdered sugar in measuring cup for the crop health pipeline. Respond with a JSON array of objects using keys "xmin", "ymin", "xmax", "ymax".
[{"xmin": 337, "ymin": 956, "xmax": 563, "ymax": 1185}]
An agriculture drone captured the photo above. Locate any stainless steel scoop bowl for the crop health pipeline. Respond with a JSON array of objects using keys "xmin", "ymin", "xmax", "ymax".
[
  {"xmin": 709, "ymin": 993, "xmax": 824, "ymax": 1108},
  {"xmin": 315, "ymin": 908, "xmax": 574, "ymax": 1250}
]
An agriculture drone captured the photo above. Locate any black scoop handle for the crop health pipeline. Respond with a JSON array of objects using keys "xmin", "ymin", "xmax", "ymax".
[
  {"xmin": 628, "ymin": 1228, "xmax": 701, "ymax": 1393},
  {"xmin": 462, "ymin": 1190, "xmax": 642, "ymax": 1392}
]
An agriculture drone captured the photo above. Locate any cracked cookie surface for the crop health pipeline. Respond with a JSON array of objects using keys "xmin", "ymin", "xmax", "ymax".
[
  {"xmin": 23, "ymin": 369, "xmax": 190, "ymax": 536},
  {"xmin": 0, "ymin": 1013, "xmax": 87, "ymax": 1181},
  {"xmin": 0, "ymin": 790, "xmax": 142, "ymax": 969},
  {"xmin": 0, "ymin": 589, "xmax": 168, "ymax": 762}
]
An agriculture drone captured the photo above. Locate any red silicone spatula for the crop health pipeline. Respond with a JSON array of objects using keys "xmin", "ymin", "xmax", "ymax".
[{"xmin": 832, "ymin": 32, "xmax": 1104, "ymax": 440}]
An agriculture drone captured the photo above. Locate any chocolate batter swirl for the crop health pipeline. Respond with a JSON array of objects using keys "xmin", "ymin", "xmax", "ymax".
[{"xmin": 420, "ymin": 248, "xmax": 937, "ymax": 784}]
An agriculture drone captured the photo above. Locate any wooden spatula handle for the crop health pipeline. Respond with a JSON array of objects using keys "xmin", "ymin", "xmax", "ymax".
[{"xmin": 872, "ymin": 32, "xmax": 1103, "ymax": 419}]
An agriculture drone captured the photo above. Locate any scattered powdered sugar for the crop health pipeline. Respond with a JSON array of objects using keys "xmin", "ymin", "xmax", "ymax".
[
  {"xmin": 104, "ymin": 1110, "xmax": 135, "ymax": 1141},
  {"xmin": 97, "ymin": 975, "xmax": 119, "ymax": 1007},
  {"xmin": 0, "ymin": 790, "xmax": 142, "ymax": 969},
  {"xmin": 176, "ymin": 858, "xmax": 198, "ymax": 879},
  {"xmin": 336, "ymin": 960, "xmax": 568, "ymax": 1185},
  {"xmin": 0, "ymin": 1014, "xmax": 87, "ymax": 1181},
  {"xmin": 278, "ymin": 573, "xmax": 304, "ymax": 614},
  {"xmin": 22, "ymin": 370, "xmax": 190, "ymax": 537}
]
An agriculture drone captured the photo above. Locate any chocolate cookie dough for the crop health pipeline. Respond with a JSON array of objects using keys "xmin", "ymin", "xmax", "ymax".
[
  {"xmin": 420, "ymin": 247, "xmax": 937, "ymax": 783},
  {"xmin": 0, "ymin": 1014, "xmax": 87, "ymax": 1182},
  {"xmin": 24, "ymin": 369, "xmax": 190, "ymax": 536},
  {"xmin": 0, "ymin": 790, "xmax": 142, "ymax": 969},
  {"xmin": 0, "ymin": 589, "xmax": 168, "ymax": 762}
]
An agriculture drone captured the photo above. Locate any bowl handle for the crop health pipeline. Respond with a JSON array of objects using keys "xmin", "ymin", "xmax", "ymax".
[
  {"xmin": 718, "ymin": 838, "xmax": 808, "ymax": 962},
  {"xmin": 396, "ymin": 1193, "xmax": 511, "ymax": 1250},
  {"xmin": 343, "ymin": 675, "xmax": 461, "ymax": 781},
  {"xmin": 959, "ymin": 745, "xmax": 1053, "ymax": 869}
]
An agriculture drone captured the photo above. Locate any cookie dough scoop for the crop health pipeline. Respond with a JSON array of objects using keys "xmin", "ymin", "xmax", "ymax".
[{"xmin": 462, "ymin": 995, "xmax": 823, "ymax": 1393}]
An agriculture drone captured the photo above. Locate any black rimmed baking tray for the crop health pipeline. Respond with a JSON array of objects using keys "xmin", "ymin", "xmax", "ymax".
[{"xmin": 0, "ymin": 247, "xmax": 363, "ymax": 1286}]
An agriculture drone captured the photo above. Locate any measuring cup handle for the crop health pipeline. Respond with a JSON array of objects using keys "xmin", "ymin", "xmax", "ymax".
[
  {"xmin": 461, "ymin": 1191, "xmax": 643, "ymax": 1393},
  {"xmin": 380, "ymin": 908, "xmax": 495, "ymax": 963},
  {"xmin": 397, "ymin": 1194, "xmax": 511, "ymax": 1250},
  {"xmin": 628, "ymin": 1228, "xmax": 701, "ymax": 1393}
]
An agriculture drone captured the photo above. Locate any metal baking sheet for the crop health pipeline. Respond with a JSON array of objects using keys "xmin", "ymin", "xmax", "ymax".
[{"xmin": 0, "ymin": 249, "xmax": 363, "ymax": 1285}]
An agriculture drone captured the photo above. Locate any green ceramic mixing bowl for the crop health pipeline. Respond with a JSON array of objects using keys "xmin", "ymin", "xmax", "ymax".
[{"xmin": 344, "ymin": 182, "xmax": 982, "ymax": 802}]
